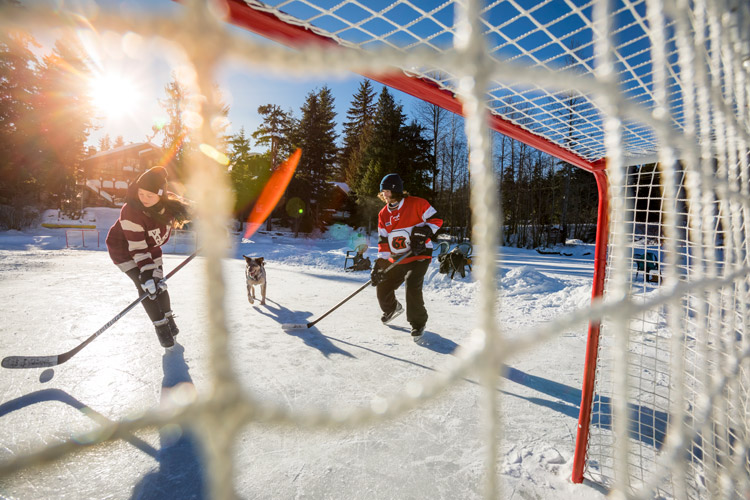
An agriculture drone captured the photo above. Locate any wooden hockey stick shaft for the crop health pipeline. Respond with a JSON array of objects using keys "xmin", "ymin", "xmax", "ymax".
[{"xmin": 282, "ymin": 251, "xmax": 413, "ymax": 330}]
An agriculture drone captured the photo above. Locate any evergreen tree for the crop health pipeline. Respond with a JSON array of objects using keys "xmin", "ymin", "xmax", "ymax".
[
  {"xmin": 396, "ymin": 121, "xmax": 432, "ymax": 197},
  {"xmin": 158, "ymin": 76, "xmax": 188, "ymax": 177},
  {"xmin": 252, "ymin": 104, "xmax": 292, "ymax": 168},
  {"xmin": 356, "ymin": 87, "xmax": 405, "ymax": 197},
  {"xmin": 341, "ymin": 79, "xmax": 376, "ymax": 187},
  {"xmin": 287, "ymin": 86, "xmax": 338, "ymax": 232},
  {"xmin": 228, "ymin": 127, "xmax": 271, "ymax": 225},
  {"xmin": 33, "ymin": 35, "xmax": 95, "ymax": 210},
  {"xmin": 157, "ymin": 78, "xmax": 229, "ymax": 180},
  {"xmin": 352, "ymin": 87, "xmax": 433, "ymax": 230},
  {"xmin": 113, "ymin": 135, "xmax": 125, "ymax": 148},
  {"xmin": 98, "ymin": 134, "xmax": 111, "ymax": 152},
  {"xmin": 0, "ymin": 30, "xmax": 40, "ymax": 203}
]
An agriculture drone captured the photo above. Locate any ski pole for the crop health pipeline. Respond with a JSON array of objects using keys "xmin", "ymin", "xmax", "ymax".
[
  {"xmin": 1, "ymin": 251, "xmax": 199, "ymax": 369},
  {"xmin": 282, "ymin": 251, "xmax": 413, "ymax": 330}
]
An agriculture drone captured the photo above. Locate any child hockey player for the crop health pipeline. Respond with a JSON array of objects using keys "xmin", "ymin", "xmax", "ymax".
[{"xmin": 105, "ymin": 166, "xmax": 191, "ymax": 348}]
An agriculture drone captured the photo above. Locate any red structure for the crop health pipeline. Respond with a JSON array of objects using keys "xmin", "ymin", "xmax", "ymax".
[{"xmin": 211, "ymin": 1, "xmax": 612, "ymax": 484}]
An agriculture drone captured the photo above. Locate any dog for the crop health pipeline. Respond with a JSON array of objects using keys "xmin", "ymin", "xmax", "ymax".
[{"xmin": 243, "ymin": 255, "xmax": 267, "ymax": 305}]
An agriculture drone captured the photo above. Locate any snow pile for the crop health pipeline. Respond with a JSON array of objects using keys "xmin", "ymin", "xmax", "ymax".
[{"xmin": 501, "ymin": 266, "xmax": 566, "ymax": 296}]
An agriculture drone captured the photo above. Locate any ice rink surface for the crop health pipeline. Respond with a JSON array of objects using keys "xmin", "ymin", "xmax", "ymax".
[{"xmin": 0, "ymin": 219, "xmax": 606, "ymax": 499}]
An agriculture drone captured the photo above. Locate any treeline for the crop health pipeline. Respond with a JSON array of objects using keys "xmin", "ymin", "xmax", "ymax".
[
  {"xmin": 0, "ymin": 32, "xmax": 94, "ymax": 222},
  {"xmin": 232, "ymin": 79, "xmax": 599, "ymax": 246},
  {"xmin": 0, "ymin": 29, "xmax": 599, "ymax": 246}
]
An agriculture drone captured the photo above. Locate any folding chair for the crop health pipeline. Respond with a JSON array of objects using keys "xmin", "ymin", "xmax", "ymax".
[
  {"xmin": 433, "ymin": 241, "xmax": 450, "ymax": 256},
  {"xmin": 344, "ymin": 243, "xmax": 371, "ymax": 271},
  {"xmin": 455, "ymin": 242, "xmax": 473, "ymax": 272}
]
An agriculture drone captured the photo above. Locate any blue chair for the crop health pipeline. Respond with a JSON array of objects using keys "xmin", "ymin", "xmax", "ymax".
[{"xmin": 634, "ymin": 251, "xmax": 659, "ymax": 282}]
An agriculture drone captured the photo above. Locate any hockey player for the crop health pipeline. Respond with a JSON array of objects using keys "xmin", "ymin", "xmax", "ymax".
[
  {"xmin": 371, "ymin": 173, "xmax": 443, "ymax": 340},
  {"xmin": 105, "ymin": 166, "xmax": 191, "ymax": 348}
]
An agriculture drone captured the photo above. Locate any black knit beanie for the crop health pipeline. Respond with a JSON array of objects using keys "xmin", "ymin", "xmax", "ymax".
[
  {"xmin": 379, "ymin": 173, "xmax": 403, "ymax": 195},
  {"xmin": 137, "ymin": 166, "xmax": 168, "ymax": 196}
]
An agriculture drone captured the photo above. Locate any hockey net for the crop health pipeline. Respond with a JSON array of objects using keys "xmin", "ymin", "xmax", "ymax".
[{"xmin": 1, "ymin": 0, "xmax": 749, "ymax": 499}]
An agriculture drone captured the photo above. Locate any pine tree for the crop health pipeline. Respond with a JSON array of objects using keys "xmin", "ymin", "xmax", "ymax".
[
  {"xmin": 158, "ymin": 76, "xmax": 188, "ymax": 177},
  {"xmin": 356, "ymin": 86, "xmax": 405, "ymax": 197},
  {"xmin": 396, "ymin": 121, "xmax": 432, "ymax": 197},
  {"xmin": 341, "ymin": 79, "xmax": 376, "ymax": 188},
  {"xmin": 349, "ymin": 86, "xmax": 437, "ymax": 230},
  {"xmin": 33, "ymin": 35, "xmax": 95, "ymax": 211},
  {"xmin": 0, "ymin": 30, "xmax": 40, "ymax": 204},
  {"xmin": 156, "ymin": 79, "xmax": 229, "ymax": 180},
  {"xmin": 98, "ymin": 134, "xmax": 111, "ymax": 152},
  {"xmin": 252, "ymin": 104, "xmax": 292, "ymax": 169},
  {"xmin": 228, "ymin": 127, "xmax": 271, "ymax": 225},
  {"xmin": 113, "ymin": 135, "xmax": 125, "ymax": 148},
  {"xmin": 287, "ymin": 86, "xmax": 338, "ymax": 232}
]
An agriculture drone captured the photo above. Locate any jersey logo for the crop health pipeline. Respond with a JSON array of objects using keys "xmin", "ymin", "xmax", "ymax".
[
  {"xmin": 388, "ymin": 229, "xmax": 410, "ymax": 251},
  {"xmin": 392, "ymin": 236, "xmax": 407, "ymax": 250},
  {"xmin": 149, "ymin": 228, "xmax": 170, "ymax": 246}
]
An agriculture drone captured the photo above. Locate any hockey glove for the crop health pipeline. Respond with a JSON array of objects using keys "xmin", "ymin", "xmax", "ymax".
[
  {"xmin": 370, "ymin": 258, "xmax": 390, "ymax": 286},
  {"xmin": 410, "ymin": 226, "xmax": 432, "ymax": 254},
  {"xmin": 139, "ymin": 271, "xmax": 158, "ymax": 300},
  {"xmin": 156, "ymin": 279, "xmax": 168, "ymax": 293}
]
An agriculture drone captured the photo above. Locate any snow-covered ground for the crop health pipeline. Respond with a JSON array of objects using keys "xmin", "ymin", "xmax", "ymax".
[{"xmin": 0, "ymin": 208, "xmax": 607, "ymax": 499}]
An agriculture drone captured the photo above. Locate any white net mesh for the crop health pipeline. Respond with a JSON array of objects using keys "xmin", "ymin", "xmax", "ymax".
[{"xmin": 1, "ymin": 0, "xmax": 749, "ymax": 499}]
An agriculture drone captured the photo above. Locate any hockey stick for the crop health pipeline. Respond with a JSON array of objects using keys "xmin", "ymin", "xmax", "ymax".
[
  {"xmin": 282, "ymin": 251, "xmax": 413, "ymax": 330},
  {"xmin": 2, "ymin": 149, "xmax": 302, "ymax": 370},
  {"xmin": 1, "ymin": 251, "xmax": 199, "ymax": 369}
]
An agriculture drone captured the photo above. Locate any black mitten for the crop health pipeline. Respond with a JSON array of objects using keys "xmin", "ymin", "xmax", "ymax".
[
  {"xmin": 370, "ymin": 258, "xmax": 390, "ymax": 286},
  {"xmin": 410, "ymin": 226, "xmax": 432, "ymax": 254}
]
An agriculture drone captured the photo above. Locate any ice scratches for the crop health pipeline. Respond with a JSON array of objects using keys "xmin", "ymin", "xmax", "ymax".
[{"xmin": 503, "ymin": 444, "xmax": 570, "ymax": 480}]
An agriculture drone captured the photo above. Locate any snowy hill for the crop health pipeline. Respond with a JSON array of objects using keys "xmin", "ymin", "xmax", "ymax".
[{"xmin": 0, "ymin": 213, "xmax": 605, "ymax": 499}]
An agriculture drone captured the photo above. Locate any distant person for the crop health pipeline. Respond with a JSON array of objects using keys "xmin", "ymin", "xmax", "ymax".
[
  {"xmin": 371, "ymin": 173, "xmax": 443, "ymax": 341},
  {"xmin": 105, "ymin": 166, "xmax": 191, "ymax": 348}
]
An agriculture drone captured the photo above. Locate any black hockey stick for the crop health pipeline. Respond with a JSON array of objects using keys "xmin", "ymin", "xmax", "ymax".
[
  {"xmin": 2, "ymin": 150, "xmax": 303, "ymax": 369},
  {"xmin": 282, "ymin": 251, "xmax": 412, "ymax": 330},
  {"xmin": 1, "ymin": 251, "xmax": 199, "ymax": 369}
]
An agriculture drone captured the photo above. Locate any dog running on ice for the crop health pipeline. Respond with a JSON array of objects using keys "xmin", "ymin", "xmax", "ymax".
[{"xmin": 243, "ymin": 255, "xmax": 267, "ymax": 305}]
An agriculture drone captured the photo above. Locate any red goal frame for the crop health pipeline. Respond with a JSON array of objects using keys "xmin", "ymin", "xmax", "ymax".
[{"xmin": 212, "ymin": 0, "xmax": 612, "ymax": 484}]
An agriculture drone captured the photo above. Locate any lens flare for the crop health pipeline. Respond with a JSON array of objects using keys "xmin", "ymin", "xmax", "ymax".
[{"xmin": 244, "ymin": 149, "xmax": 302, "ymax": 239}]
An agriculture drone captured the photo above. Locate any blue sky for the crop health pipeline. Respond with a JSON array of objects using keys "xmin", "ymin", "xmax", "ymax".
[
  {"xmin": 27, "ymin": 0, "xmax": 426, "ymax": 151},
  {"xmin": 33, "ymin": 0, "xmax": 672, "ymax": 163}
]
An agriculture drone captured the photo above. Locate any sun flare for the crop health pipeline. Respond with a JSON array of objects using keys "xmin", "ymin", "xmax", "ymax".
[{"xmin": 90, "ymin": 73, "xmax": 141, "ymax": 119}]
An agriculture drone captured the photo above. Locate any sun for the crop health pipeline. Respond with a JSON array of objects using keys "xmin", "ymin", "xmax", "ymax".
[{"xmin": 90, "ymin": 72, "xmax": 141, "ymax": 119}]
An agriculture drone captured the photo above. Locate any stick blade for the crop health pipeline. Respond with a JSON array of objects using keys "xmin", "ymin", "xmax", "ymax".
[
  {"xmin": 2, "ymin": 355, "xmax": 60, "ymax": 369},
  {"xmin": 281, "ymin": 323, "xmax": 309, "ymax": 330}
]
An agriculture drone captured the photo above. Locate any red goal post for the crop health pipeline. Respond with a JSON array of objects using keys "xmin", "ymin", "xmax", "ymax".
[{"xmin": 2, "ymin": 1, "xmax": 746, "ymax": 499}]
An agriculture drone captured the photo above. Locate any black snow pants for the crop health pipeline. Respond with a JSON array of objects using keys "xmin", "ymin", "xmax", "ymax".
[{"xmin": 376, "ymin": 258, "xmax": 430, "ymax": 329}]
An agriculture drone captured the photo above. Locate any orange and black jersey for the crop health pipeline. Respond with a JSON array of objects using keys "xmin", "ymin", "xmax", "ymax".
[{"xmin": 377, "ymin": 196, "xmax": 443, "ymax": 265}]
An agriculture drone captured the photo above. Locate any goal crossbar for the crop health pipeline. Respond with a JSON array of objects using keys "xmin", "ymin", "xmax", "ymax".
[
  {"xmin": 220, "ymin": 0, "xmax": 607, "ymax": 173},
  {"xmin": 214, "ymin": 1, "xmax": 750, "ymax": 498}
]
